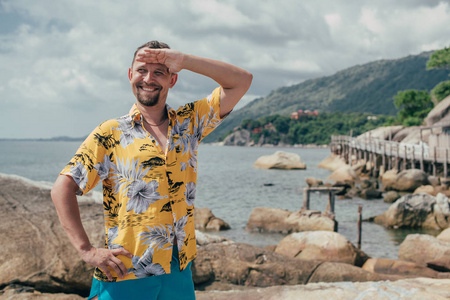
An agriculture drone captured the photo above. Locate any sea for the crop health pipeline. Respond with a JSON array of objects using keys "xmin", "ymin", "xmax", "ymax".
[{"xmin": 0, "ymin": 140, "xmax": 436, "ymax": 260}]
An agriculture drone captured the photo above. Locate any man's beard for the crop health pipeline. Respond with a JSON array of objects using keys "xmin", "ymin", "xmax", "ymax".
[{"xmin": 136, "ymin": 85, "xmax": 161, "ymax": 107}]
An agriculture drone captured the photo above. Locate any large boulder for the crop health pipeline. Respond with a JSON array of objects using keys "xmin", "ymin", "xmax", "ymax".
[
  {"xmin": 317, "ymin": 154, "xmax": 347, "ymax": 171},
  {"xmin": 222, "ymin": 129, "xmax": 251, "ymax": 146},
  {"xmin": 194, "ymin": 207, "xmax": 230, "ymax": 231},
  {"xmin": 399, "ymin": 234, "xmax": 450, "ymax": 272},
  {"xmin": 381, "ymin": 169, "xmax": 398, "ymax": 191},
  {"xmin": 192, "ymin": 239, "xmax": 389, "ymax": 291},
  {"xmin": 383, "ymin": 169, "xmax": 429, "ymax": 192},
  {"xmin": 195, "ymin": 278, "xmax": 450, "ymax": 300},
  {"xmin": 326, "ymin": 165, "xmax": 358, "ymax": 185},
  {"xmin": 392, "ymin": 126, "xmax": 424, "ymax": 144},
  {"xmin": 246, "ymin": 207, "xmax": 337, "ymax": 233},
  {"xmin": 305, "ymin": 177, "xmax": 323, "ymax": 187},
  {"xmin": 356, "ymin": 125, "xmax": 404, "ymax": 141},
  {"xmin": 0, "ymin": 173, "xmax": 103, "ymax": 297},
  {"xmin": 0, "ymin": 288, "xmax": 84, "ymax": 299},
  {"xmin": 425, "ymin": 95, "xmax": 450, "ymax": 126},
  {"xmin": 437, "ymin": 228, "xmax": 450, "ymax": 242},
  {"xmin": 362, "ymin": 258, "xmax": 450, "ymax": 279},
  {"xmin": 374, "ymin": 193, "xmax": 450, "ymax": 229},
  {"xmin": 274, "ymin": 231, "xmax": 369, "ymax": 267},
  {"xmin": 253, "ymin": 151, "xmax": 306, "ymax": 170},
  {"xmin": 383, "ymin": 190, "xmax": 401, "ymax": 203},
  {"xmin": 414, "ymin": 185, "xmax": 437, "ymax": 196}
]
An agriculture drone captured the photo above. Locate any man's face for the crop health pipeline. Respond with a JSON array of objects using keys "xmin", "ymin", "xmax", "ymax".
[{"xmin": 128, "ymin": 49, "xmax": 177, "ymax": 107}]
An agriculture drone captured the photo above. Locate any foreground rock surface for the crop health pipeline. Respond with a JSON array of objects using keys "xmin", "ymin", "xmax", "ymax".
[
  {"xmin": 253, "ymin": 151, "xmax": 306, "ymax": 170},
  {"xmin": 246, "ymin": 207, "xmax": 337, "ymax": 233},
  {"xmin": 0, "ymin": 173, "xmax": 103, "ymax": 297},
  {"xmin": 195, "ymin": 278, "xmax": 450, "ymax": 300},
  {"xmin": 362, "ymin": 258, "xmax": 450, "ymax": 279},
  {"xmin": 399, "ymin": 234, "xmax": 450, "ymax": 272},
  {"xmin": 192, "ymin": 241, "xmax": 390, "ymax": 290}
]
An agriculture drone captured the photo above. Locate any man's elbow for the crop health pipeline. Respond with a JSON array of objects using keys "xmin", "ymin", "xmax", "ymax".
[
  {"xmin": 242, "ymin": 71, "xmax": 253, "ymax": 91},
  {"xmin": 51, "ymin": 175, "xmax": 78, "ymax": 203}
]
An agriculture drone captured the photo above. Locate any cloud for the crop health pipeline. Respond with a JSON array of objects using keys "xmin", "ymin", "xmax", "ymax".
[{"xmin": 0, "ymin": 0, "xmax": 449, "ymax": 138}]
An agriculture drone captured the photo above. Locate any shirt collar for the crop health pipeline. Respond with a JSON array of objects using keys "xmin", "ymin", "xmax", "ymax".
[{"xmin": 129, "ymin": 103, "xmax": 177, "ymax": 127}]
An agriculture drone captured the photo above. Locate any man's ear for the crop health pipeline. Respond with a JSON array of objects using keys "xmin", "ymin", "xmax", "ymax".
[
  {"xmin": 128, "ymin": 68, "xmax": 133, "ymax": 81},
  {"xmin": 169, "ymin": 73, "xmax": 178, "ymax": 88}
]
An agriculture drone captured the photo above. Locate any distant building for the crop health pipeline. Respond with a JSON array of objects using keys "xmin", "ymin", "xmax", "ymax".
[
  {"xmin": 291, "ymin": 109, "xmax": 319, "ymax": 120},
  {"xmin": 252, "ymin": 127, "xmax": 262, "ymax": 134}
]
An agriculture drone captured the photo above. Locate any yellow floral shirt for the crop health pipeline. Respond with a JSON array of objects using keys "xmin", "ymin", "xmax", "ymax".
[{"xmin": 61, "ymin": 87, "xmax": 223, "ymax": 282}]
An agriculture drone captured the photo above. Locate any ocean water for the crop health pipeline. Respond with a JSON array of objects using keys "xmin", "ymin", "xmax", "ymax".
[{"xmin": 0, "ymin": 140, "xmax": 429, "ymax": 259}]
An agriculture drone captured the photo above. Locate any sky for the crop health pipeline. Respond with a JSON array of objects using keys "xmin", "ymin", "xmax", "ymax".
[{"xmin": 1, "ymin": 0, "xmax": 449, "ymax": 139}]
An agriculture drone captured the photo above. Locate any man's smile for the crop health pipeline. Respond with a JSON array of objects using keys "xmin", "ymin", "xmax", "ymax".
[{"xmin": 139, "ymin": 84, "xmax": 161, "ymax": 93}]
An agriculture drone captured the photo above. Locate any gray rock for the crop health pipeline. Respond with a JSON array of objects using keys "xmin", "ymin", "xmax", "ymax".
[
  {"xmin": 0, "ymin": 173, "xmax": 103, "ymax": 296},
  {"xmin": 194, "ymin": 207, "xmax": 230, "ymax": 231},
  {"xmin": 357, "ymin": 126, "xmax": 404, "ymax": 141},
  {"xmin": 274, "ymin": 231, "xmax": 369, "ymax": 267},
  {"xmin": 253, "ymin": 151, "xmax": 306, "ymax": 170},
  {"xmin": 195, "ymin": 278, "xmax": 450, "ymax": 300},
  {"xmin": 374, "ymin": 193, "xmax": 450, "ymax": 229},
  {"xmin": 305, "ymin": 177, "xmax": 323, "ymax": 187},
  {"xmin": 222, "ymin": 129, "xmax": 251, "ymax": 146},
  {"xmin": 317, "ymin": 154, "xmax": 347, "ymax": 171},
  {"xmin": 393, "ymin": 169, "xmax": 429, "ymax": 192},
  {"xmin": 362, "ymin": 257, "xmax": 450, "ymax": 278},
  {"xmin": 425, "ymin": 95, "xmax": 450, "ymax": 126},
  {"xmin": 384, "ymin": 190, "xmax": 401, "ymax": 203},
  {"xmin": 399, "ymin": 234, "xmax": 450, "ymax": 272},
  {"xmin": 246, "ymin": 207, "xmax": 336, "ymax": 233},
  {"xmin": 192, "ymin": 241, "xmax": 388, "ymax": 290}
]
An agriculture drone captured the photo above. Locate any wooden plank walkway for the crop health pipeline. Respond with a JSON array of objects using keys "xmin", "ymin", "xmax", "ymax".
[{"xmin": 330, "ymin": 135, "xmax": 450, "ymax": 178}]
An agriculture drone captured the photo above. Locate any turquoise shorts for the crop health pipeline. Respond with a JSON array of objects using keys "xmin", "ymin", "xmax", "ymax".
[{"xmin": 88, "ymin": 247, "xmax": 195, "ymax": 300}]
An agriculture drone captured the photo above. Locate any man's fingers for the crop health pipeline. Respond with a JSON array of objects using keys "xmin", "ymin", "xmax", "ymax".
[
  {"xmin": 110, "ymin": 256, "xmax": 128, "ymax": 278},
  {"xmin": 107, "ymin": 258, "xmax": 127, "ymax": 279},
  {"xmin": 99, "ymin": 264, "xmax": 113, "ymax": 282},
  {"xmin": 112, "ymin": 248, "xmax": 133, "ymax": 258}
]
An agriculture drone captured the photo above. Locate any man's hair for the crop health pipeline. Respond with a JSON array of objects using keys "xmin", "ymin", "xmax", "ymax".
[{"xmin": 131, "ymin": 40, "xmax": 170, "ymax": 66}]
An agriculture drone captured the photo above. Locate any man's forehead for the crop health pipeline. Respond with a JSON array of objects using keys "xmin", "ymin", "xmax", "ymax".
[{"xmin": 133, "ymin": 61, "xmax": 168, "ymax": 71}]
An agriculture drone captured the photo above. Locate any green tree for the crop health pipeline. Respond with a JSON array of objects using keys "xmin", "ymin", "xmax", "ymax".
[
  {"xmin": 272, "ymin": 116, "xmax": 291, "ymax": 134},
  {"xmin": 427, "ymin": 47, "xmax": 450, "ymax": 70},
  {"xmin": 431, "ymin": 80, "xmax": 450, "ymax": 103},
  {"xmin": 393, "ymin": 90, "xmax": 433, "ymax": 126}
]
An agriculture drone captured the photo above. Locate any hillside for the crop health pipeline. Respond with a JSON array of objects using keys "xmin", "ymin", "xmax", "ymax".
[{"xmin": 205, "ymin": 51, "xmax": 450, "ymax": 142}]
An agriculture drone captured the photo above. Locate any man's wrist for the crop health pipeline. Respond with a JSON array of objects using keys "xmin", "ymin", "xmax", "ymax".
[{"xmin": 77, "ymin": 242, "xmax": 94, "ymax": 255}]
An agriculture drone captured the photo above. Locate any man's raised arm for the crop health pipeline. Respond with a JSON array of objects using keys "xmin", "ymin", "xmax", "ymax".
[{"xmin": 136, "ymin": 49, "xmax": 253, "ymax": 118}]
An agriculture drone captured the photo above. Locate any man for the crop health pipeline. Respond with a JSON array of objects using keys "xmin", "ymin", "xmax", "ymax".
[{"xmin": 51, "ymin": 40, "xmax": 252, "ymax": 300}]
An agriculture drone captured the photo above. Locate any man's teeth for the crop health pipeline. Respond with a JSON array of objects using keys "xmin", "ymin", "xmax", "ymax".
[{"xmin": 142, "ymin": 87, "xmax": 157, "ymax": 92}]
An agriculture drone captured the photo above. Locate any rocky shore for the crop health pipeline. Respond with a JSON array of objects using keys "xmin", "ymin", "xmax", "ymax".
[{"xmin": 2, "ymin": 172, "xmax": 450, "ymax": 299}]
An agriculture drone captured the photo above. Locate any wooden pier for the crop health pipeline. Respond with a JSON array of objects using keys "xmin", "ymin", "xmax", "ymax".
[{"xmin": 330, "ymin": 135, "xmax": 450, "ymax": 178}]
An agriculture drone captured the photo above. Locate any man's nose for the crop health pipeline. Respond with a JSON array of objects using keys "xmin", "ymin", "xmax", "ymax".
[{"xmin": 143, "ymin": 72, "xmax": 154, "ymax": 83}]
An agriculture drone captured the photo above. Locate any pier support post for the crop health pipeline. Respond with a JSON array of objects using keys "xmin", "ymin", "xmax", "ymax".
[
  {"xmin": 357, "ymin": 205, "xmax": 362, "ymax": 249},
  {"xmin": 302, "ymin": 188, "xmax": 310, "ymax": 210}
]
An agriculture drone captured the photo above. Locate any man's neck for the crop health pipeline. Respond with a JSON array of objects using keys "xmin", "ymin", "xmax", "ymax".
[{"xmin": 136, "ymin": 102, "xmax": 168, "ymax": 124}]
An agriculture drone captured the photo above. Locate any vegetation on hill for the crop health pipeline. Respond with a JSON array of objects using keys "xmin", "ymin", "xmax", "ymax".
[
  {"xmin": 204, "ymin": 51, "xmax": 450, "ymax": 143},
  {"xmin": 238, "ymin": 112, "xmax": 392, "ymax": 145},
  {"xmin": 390, "ymin": 46, "xmax": 450, "ymax": 127},
  {"xmin": 427, "ymin": 47, "xmax": 450, "ymax": 70}
]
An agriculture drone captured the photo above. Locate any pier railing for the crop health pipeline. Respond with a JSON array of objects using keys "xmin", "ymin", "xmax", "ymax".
[{"xmin": 330, "ymin": 135, "xmax": 450, "ymax": 178}]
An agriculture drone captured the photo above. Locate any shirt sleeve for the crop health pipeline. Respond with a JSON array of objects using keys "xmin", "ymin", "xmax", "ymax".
[
  {"xmin": 60, "ymin": 123, "xmax": 111, "ymax": 196},
  {"xmin": 193, "ymin": 87, "xmax": 226, "ymax": 142}
]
